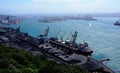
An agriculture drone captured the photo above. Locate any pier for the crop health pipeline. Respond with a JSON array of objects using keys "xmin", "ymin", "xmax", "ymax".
[{"xmin": 0, "ymin": 27, "xmax": 115, "ymax": 73}]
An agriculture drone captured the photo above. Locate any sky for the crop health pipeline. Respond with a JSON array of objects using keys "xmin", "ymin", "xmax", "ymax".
[{"xmin": 0, "ymin": 0, "xmax": 120, "ymax": 14}]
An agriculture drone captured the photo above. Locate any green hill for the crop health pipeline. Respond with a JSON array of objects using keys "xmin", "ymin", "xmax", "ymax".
[{"xmin": 0, "ymin": 45, "xmax": 88, "ymax": 73}]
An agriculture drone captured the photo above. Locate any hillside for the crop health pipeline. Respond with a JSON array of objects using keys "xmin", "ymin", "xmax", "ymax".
[{"xmin": 0, "ymin": 45, "xmax": 88, "ymax": 73}]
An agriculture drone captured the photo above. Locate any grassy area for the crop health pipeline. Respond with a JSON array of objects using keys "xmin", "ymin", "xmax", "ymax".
[{"xmin": 0, "ymin": 45, "xmax": 88, "ymax": 73}]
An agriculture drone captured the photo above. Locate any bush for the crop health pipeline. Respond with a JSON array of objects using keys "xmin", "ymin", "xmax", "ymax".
[
  {"xmin": 21, "ymin": 68, "xmax": 36, "ymax": 73},
  {"xmin": 0, "ymin": 45, "xmax": 88, "ymax": 73},
  {"xmin": 0, "ymin": 59, "xmax": 9, "ymax": 68}
]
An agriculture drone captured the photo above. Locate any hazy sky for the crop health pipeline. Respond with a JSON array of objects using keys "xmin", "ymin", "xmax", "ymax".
[{"xmin": 0, "ymin": 0, "xmax": 120, "ymax": 14}]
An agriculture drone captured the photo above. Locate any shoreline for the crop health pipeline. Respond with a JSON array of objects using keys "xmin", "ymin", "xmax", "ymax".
[{"xmin": 0, "ymin": 27, "xmax": 115, "ymax": 73}]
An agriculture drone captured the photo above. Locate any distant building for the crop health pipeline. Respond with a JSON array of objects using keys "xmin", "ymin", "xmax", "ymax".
[
  {"xmin": 5, "ymin": 16, "xmax": 10, "ymax": 23},
  {"xmin": 2, "ymin": 20, "xmax": 8, "ymax": 24},
  {"xmin": 0, "ymin": 15, "xmax": 22, "ymax": 24},
  {"xmin": 0, "ymin": 16, "xmax": 10, "ymax": 24}
]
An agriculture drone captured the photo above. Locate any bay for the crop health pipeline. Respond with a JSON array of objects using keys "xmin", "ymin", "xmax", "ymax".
[{"xmin": 6, "ymin": 17, "xmax": 120, "ymax": 73}]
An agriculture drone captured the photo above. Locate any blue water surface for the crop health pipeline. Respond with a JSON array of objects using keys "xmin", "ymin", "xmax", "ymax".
[{"xmin": 6, "ymin": 17, "xmax": 120, "ymax": 73}]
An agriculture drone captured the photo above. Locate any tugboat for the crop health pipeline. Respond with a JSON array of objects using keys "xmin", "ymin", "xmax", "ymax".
[{"xmin": 114, "ymin": 20, "xmax": 120, "ymax": 26}]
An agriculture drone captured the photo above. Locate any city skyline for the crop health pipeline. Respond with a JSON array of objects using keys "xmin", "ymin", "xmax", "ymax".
[{"xmin": 0, "ymin": 0, "xmax": 120, "ymax": 15}]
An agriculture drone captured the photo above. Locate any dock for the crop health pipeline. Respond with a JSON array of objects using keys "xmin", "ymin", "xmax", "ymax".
[{"xmin": 0, "ymin": 27, "xmax": 115, "ymax": 73}]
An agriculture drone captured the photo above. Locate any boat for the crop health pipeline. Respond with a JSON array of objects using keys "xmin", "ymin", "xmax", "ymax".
[
  {"xmin": 39, "ymin": 27, "xmax": 93, "ymax": 56},
  {"xmin": 37, "ymin": 27, "xmax": 115, "ymax": 73},
  {"xmin": 88, "ymin": 23, "xmax": 92, "ymax": 27},
  {"xmin": 114, "ymin": 20, "xmax": 120, "ymax": 26}
]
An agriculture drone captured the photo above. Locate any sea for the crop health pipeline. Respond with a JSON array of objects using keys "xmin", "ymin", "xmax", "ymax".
[{"xmin": 4, "ymin": 17, "xmax": 120, "ymax": 73}]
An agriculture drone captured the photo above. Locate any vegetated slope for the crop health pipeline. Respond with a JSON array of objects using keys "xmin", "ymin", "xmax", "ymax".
[{"xmin": 0, "ymin": 45, "xmax": 88, "ymax": 73}]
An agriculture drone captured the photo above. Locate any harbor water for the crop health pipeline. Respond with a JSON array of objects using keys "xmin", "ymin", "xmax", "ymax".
[{"xmin": 6, "ymin": 17, "xmax": 120, "ymax": 73}]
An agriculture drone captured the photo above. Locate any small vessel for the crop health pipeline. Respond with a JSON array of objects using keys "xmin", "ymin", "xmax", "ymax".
[
  {"xmin": 114, "ymin": 20, "xmax": 120, "ymax": 26},
  {"xmin": 88, "ymin": 23, "xmax": 92, "ymax": 27}
]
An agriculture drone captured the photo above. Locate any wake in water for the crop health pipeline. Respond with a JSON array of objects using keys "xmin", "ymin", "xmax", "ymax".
[{"xmin": 88, "ymin": 23, "xmax": 92, "ymax": 27}]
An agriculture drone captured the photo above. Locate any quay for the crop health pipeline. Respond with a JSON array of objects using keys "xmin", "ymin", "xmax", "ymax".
[{"xmin": 0, "ymin": 27, "xmax": 115, "ymax": 73}]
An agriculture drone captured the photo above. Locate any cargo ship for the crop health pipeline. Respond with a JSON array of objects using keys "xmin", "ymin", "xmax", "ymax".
[
  {"xmin": 37, "ymin": 27, "xmax": 114, "ymax": 73},
  {"xmin": 38, "ymin": 27, "xmax": 93, "ymax": 56}
]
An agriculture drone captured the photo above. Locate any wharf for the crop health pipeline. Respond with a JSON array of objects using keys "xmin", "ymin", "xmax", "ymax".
[{"xmin": 0, "ymin": 27, "xmax": 115, "ymax": 73}]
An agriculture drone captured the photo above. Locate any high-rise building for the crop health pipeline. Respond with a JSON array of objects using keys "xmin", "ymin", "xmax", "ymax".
[{"xmin": 5, "ymin": 16, "xmax": 10, "ymax": 23}]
